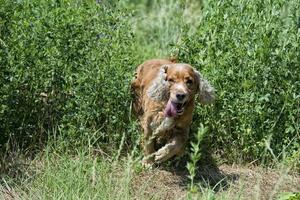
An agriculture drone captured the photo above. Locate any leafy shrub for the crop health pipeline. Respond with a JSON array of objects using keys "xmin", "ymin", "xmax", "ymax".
[
  {"xmin": 179, "ymin": 0, "xmax": 300, "ymax": 163},
  {"xmin": 0, "ymin": 0, "xmax": 136, "ymax": 149}
]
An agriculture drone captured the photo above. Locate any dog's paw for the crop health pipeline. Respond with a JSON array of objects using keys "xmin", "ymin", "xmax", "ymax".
[
  {"xmin": 154, "ymin": 147, "xmax": 170, "ymax": 163},
  {"xmin": 141, "ymin": 158, "xmax": 154, "ymax": 169},
  {"xmin": 142, "ymin": 162, "xmax": 153, "ymax": 169}
]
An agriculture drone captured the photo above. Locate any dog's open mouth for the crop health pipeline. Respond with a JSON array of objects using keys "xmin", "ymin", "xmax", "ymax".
[
  {"xmin": 164, "ymin": 100, "xmax": 186, "ymax": 117},
  {"xmin": 174, "ymin": 102, "xmax": 185, "ymax": 114}
]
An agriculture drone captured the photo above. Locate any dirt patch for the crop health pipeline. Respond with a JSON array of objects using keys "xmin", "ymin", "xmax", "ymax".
[
  {"xmin": 132, "ymin": 168, "xmax": 187, "ymax": 200},
  {"xmin": 132, "ymin": 164, "xmax": 300, "ymax": 200},
  {"xmin": 219, "ymin": 165, "xmax": 300, "ymax": 200}
]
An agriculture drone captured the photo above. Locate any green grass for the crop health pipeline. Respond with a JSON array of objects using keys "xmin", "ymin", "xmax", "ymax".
[
  {"xmin": 21, "ymin": 153, "xmax": 134, "ymax": 199},
  {"xmin": 1, "ymin": 143, "xmax": 299, "ymax": 200},
  {"xmin": 1, "ymin": 149, "xmax": 134, "ymax": 199}
]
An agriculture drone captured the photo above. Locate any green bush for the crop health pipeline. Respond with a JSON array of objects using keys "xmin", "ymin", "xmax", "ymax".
[
  {"xmin": 0, "ymin": 0, "xmax": 136, "ymax": 149},
  {"xmin": 179, "ymin": 0, "xmax": 300, "ymax": 163},
  {"xmin": 1, "ymin": 0, "xmax": 299, "ymax": 166}
]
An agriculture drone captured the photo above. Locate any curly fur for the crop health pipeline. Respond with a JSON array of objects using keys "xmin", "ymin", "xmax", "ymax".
[
  {"xmin": 131, "ymin": 59, "xmax": 215, "ymax": 166},
  {"xmin": 147, "ymin": 65, "xmax": 170, "ymax": 101}
]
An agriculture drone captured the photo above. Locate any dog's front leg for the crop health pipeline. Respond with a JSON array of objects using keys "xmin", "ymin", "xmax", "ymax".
[
  {"xmin": 141, "ymin": 112, "xmax": 164, "ymax": 165},
  {"xmin": 150, "ymin": 115, "xmax": 174, "ymax": 139},
  {"xmin": 141, "ymin": 117, "xmax": 155, "ymax": 165},
  {"xmin": 142, "ymin": 112, "xmax": 173, "ymax": 165},
  {"xmin": 154, "ymin": 127, "xmax": 189, "ymax": 163}
]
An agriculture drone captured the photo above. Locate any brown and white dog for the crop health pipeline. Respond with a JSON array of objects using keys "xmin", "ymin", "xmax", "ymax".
[{"xmin": 131, "ymin": 59, "xmax": 215, "ymax": 165}]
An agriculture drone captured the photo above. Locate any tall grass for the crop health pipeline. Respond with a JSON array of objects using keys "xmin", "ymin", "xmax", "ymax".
[
  {"xmin": 1, "ymin": 149, "xmax": 133, "ymax": 199},
  {"xmin": 1, "ymin": 141, "xmax": 298, "ymax": 200}
]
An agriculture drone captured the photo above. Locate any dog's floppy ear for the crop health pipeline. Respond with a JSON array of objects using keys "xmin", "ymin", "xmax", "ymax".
[
  {"xmin": 147, "ymin": 65, "xmax": 170, "ymax": 101},
  {"xmin": 195, "ymin": 70, "xmax": 215, "ymax": 104}
]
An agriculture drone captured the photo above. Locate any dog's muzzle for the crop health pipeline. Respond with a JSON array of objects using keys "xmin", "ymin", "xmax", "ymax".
[{"xmin": 164, "ymin": 99, "xmax": 187, "ymax": 117}]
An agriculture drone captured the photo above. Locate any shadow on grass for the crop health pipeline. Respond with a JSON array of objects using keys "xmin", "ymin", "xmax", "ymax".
[
  {"xmin": 156, "ymin": 127, "xmax": 240, "ymax": 193},
  {"xmin": 0, "ymin": 137, "xmax": 43, "ymax": 187},
  {"xmin": 159, "ymin": 152, "xmax": 239, "ymax": 193}
]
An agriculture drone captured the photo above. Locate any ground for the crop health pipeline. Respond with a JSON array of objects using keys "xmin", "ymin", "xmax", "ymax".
[
  {"xmin": 0, "ymin": 152, "xmax": 299, "ymax": 199},
  {"xmin": 132, "ymin": 164, "xmax": 300, "ymax": 200}
]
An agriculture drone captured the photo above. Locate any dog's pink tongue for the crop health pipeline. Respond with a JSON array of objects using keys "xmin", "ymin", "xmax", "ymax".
[{"xmin": 164, "ymin": 100, "xmax": 177, "ymax": 118}]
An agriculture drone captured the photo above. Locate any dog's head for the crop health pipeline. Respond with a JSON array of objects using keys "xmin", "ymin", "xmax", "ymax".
[{"xmin": 147, "ymin": 63, "xmax": 215, "ymax": 117}]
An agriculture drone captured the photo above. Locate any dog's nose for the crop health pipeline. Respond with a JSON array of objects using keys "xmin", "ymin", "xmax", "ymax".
[{"xmin": 176, "ymin": 93, "xmax": 186, "ymax": 101}]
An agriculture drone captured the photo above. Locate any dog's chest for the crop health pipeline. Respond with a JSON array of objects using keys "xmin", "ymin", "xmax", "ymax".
[{"xmin": 155, "ymin": 129, "xmax": 173, "ymax": 149}]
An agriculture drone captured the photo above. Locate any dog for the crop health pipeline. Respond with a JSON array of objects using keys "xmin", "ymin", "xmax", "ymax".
[{"xmin": 131, "ymin": 59, "xmax": 215, "ymax": 165}]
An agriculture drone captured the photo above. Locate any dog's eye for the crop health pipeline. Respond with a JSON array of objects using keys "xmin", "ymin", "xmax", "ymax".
[
  {"xmin": 186, "ymin": 79, "xmax": 193, "ymax": 85},
  {"xmin": 168, "ymin": 78, "xmax": 174, "ymax": 83}
]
